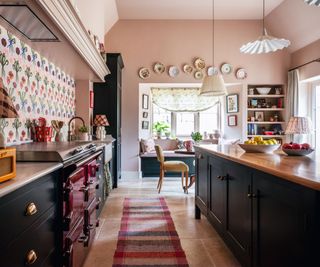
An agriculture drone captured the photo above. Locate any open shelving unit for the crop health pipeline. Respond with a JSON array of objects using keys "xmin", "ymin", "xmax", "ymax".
[{"xmin": 245, "ymin": 84, "xmax": 287, "ymax": 143}]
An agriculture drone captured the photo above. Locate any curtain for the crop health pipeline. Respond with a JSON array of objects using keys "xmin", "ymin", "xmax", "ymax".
[
  {"xmin": 151, "ymin": 88, "xmax": 219, "ymax": 112},
  {"xmin": 287, "ymin": 70, "xmax": 300, "ymax": 142},
  {"xmin": 287, "ymin": 70, "xmax": 300, "ymax": 119}
]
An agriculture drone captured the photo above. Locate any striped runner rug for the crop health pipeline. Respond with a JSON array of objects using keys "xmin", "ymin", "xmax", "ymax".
[{"xmin": 112, "ymin": 197, "xmax": 189, "ymax": 267}]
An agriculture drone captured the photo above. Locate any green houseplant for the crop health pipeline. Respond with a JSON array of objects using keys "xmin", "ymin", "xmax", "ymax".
[
  {"xmin": 78, "ymin": 125, "xmax": 89, "ymax": 141},
  {"xmin": 191, "ymin": 131, "xmax": 203, "ymax": 144},
  {"xmin": 153, "ymin": 121, "xmax": 170, "ymax": 139}
]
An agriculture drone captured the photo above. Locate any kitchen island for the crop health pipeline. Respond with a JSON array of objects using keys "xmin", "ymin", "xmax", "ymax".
[{"xmin": 194, "ymin": 144, "xmax": 320, "ymax": 267}]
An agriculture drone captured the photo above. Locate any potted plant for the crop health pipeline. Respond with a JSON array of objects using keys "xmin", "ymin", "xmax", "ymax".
[
  {"xmin": 78, "ymin": 125, "xmax": 89, "ymax": 141},
  {"xmin": 191, "ymin": 131, "xmax": 203, "ymax": 144},
  {"xmin": 153, "ymin": 121, "xmax": 170, "ymax": 139}
]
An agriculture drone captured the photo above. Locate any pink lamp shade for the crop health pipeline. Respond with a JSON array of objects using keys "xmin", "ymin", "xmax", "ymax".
[
  {"xmin": 94, "ymin": 115, "xmax": 109, "ymax": 126},
  {"xmin": 0, "ymin": 80, "xmax": 18, "ymax": 118},
  {"xmin": 285, "ymin": 117, "xmax": 313, "ymax": 135}
]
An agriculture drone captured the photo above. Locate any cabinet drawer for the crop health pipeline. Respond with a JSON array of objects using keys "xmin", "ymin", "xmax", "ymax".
[
  {"xmin": 0, "ymin": 173, "xmax": 58, "ymax": 249},
  {"xmin": 1, "ymin": 208, "xmax": 57, "ymax": 267}
]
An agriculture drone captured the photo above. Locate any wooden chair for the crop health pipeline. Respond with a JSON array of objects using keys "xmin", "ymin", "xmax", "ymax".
[{"xmin": 154, "ymin": 145, "xmax": 189, "ymax": 193}]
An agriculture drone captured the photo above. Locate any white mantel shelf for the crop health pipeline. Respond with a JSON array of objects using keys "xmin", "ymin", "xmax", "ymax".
[{"xmin": 36, "ymin": 0, "xmax": 110, "ymax": 81}]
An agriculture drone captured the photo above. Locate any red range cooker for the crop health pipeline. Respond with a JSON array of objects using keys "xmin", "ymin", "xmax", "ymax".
[
  {"xmin": 16, "ymin": 142, "xmax": 104, "ymax": 267},
  {"xmin": 63, "ymin": 151, "xmax": 102, "ymax": 267}
]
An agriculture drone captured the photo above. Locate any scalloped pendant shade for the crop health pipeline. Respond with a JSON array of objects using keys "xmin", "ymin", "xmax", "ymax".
[
  {"xmin": 200, "ymin": 74, "xmax": 227, "ymax": 96},
  {"xmin": 304, "ymin": 0, "xmax": 320, "ymax": 6},
  {"xmin": 240, "ymin": 29, "xmax": 291, "ymax": 54},
  {"xmin": 240, "ymin": 0, "xmax": 290, "ymax": 55}
]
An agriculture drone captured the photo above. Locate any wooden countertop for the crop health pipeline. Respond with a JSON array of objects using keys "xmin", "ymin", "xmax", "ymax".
[{"xmin": 195, "ymin": 144, "xmax": 320, "ymax": 191}]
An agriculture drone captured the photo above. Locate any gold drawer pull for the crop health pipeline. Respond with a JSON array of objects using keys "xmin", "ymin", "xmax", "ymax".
[
  {"xmin": 25, "ymin": 202, "xmax": 38, "ymax": 216},
  {"xmin": 26, "ymin": 250, "xmax": 37, "ymax": 265}
]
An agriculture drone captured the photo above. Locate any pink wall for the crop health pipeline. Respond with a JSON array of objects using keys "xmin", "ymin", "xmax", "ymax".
[
  {"xmin": 265, "ymin": 0, "xmax": 320, "ymax": 53},
  {"xmin": 290, "ymin": 39, "xmax": 320, "ymax": 81},
  {"xmin": 105, "ymin": 20, "xmax": 290, "ymax": 172}
]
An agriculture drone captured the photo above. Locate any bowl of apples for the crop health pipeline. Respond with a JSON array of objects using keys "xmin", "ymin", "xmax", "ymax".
[
  {"xmin": 282, "ymin": 142, "xmax": 314, "ymax": 156},
  {"xmin": 238, "ymin": 137, "xmax": 280, "ymax": 153}
]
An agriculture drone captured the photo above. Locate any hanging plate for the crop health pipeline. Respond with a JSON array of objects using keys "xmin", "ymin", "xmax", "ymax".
[
  {"xmin": 168, "ymin": 66, "xmax": 180, "ymax": 77},
  {"xmin": 220, "ymin": 63, "xmax": 233, "ymax": 75},
  {"xmin": 139, "ymin": 67, "xmax": 151, "ymax": 79},
  {"xmin": 183, "ymin": 64, "xmax": 193, "ymax": 74},
  {"xmin": 153, "ymin": 62, "xmax": 165, "ymax": 74},
  {"xmin": 235, "ymin": 68, "xmax": 247, "ymax": 80},
  {"xmin": 207, "ymin": 66, "xmax": 219, "ymax": 76},
  {"xmin": 194, "ymin": 58, "xmax": 206, "ymax": 70},
  {"xmin": 194, "ymin": 71, "xmax": 203, "ymax": 80}
]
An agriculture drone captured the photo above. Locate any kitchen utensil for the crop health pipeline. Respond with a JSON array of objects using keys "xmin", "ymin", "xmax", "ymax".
[{"xmin": 256, "ymin": 87, "xmax": 271, "ymax": 95}]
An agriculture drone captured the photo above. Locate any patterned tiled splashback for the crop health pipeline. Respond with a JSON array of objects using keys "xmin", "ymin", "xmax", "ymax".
[{"xmin": 0, "ymin": 24, "xmax": 76, "ymax": 143}]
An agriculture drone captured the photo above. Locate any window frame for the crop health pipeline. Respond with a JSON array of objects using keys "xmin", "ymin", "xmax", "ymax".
[{"xmin": 152, "ymin": 100, "xmax": 222, "ymax": 138}]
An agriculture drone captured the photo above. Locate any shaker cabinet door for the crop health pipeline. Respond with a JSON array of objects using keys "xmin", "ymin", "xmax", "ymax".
[
  {"xmin": 225, "ymin": 162, "xmax": 252, "ymax": 267},
  {"xmin": 252, "ymin": 171, "xmax": 317, "ymax": 267},
  {"xmin": 195, "ymin": 152, "xmax": 208, "ymax": 213},
  {"xmin": 208, "ymin": 156, "xmax": 226, "ymax": 233}
]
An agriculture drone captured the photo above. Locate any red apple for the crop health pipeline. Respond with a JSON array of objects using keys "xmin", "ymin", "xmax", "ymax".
[
  {"xmin": 282, "ymin": 143, "xmax": 292, "ymax": 149},
  {"xmin": 301, "ymin": 143, "xmax": 310, "ymax": 150},
  {"xmin": 292, "ymin": 143, "xmax": 301, "ymax": 150}
]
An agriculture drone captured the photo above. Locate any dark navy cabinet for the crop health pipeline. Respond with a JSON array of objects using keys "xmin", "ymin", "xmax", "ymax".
[
  {"xmin": 195, "ymin": 148, "xmax": 320, "ymax": 267},
  {"xmin": 0, "ymin": 169, "xmax": 62, "ymax": 267},
  {"xmin": 94, "ymin": 53, "xmax": 124, "ymax": 188}
]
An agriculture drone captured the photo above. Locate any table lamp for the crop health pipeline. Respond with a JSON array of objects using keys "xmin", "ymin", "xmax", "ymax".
[
  {"xmin": 94, "ymin": 114, "xmax": 109, "ymax": 140},
  {"xmin": 0, "ymin": 79, "xmax": 18, "ymax": 182},
  {"xmin": 285, "ymin": 116, "xmax": 313, "ymax": 143}
]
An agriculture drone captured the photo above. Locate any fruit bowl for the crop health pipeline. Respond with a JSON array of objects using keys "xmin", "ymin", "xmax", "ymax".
[
  {"xmin": 238, "ymin": 144, "xmax": 280, "ymax": 153},
  {"xmin": 282, "ymin": 148, "xmax": 314, "ymax": 156},
  {"xmin": 256, "ymin": 87, "xmax": 271, "ymax": 95}
]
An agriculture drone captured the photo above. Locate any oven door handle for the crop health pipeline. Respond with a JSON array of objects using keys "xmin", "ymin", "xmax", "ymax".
[
  {"xmin": 79, "ymin": 186, "xmax": 89, "ymax": 201},
  {"xmin": 76, "ymin": 151, "xmax": 102, "ymax": 168}
]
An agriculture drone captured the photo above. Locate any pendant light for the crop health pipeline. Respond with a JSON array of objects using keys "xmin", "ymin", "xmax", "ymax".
[
  {"xmin": 240, "ymin": 0, "xmax": 290, "ymax": 54},
  {"xmin": 304, "ymin": 0, "xmax": 320, "ymax": 6},
  {"xmin": 200, "ymin": 0, "xmax": 227, "ymax": 96}
]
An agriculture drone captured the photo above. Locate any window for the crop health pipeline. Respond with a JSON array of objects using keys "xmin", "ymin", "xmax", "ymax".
[
  {"xmin": 152, "ymin": 102, "xmax": 221, "ymax": 138},
  {"xmin": 315, "ymin": 84, "xmax": 320, "ymax": 152},
  {"xmin": 176, "ymin": 113, "xmax": 195, "ymax": 136}
]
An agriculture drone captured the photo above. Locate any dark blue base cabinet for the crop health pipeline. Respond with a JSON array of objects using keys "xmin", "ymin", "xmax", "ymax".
[{"xmin": 195, "ymin": 150, "xmax": 320, "ymax": 267}]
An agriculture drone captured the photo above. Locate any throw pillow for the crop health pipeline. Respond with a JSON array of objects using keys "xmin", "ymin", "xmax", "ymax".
[{"xmin": 141, "ymin": 138, "xmax": 155, "ymax": 153}]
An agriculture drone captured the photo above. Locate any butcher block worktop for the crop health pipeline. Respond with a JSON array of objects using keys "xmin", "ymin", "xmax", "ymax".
[{"xmin": 195, "ymin": 144, "xmax": 320, "ymax": 191}]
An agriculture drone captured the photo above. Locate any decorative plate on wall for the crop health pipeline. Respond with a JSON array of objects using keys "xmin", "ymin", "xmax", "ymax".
[
  {"xmin": 235, "ymin": 68, "xmax": 247, "ymax": 80},
  {"xmin": 153, "ymin": 62, "xmax": 165, "ymax": 74},
  {"xmin": 168, "ymin": 66, "xmax": 180, "ymax": 77},
  {"xmin": 220, "ymin": 63, "xmax": 233, "ymax": 75},
  {"xmin": 183, "ymin": 64, "xmax": 193, "ymax": 74},
  {"xmin": 194, "ymin": 71, "xmax": 203, "ymax": 80},
  {"xmin": 139, "ymin": 67, "xmax": 151, "ymax": 79},
  {"xmin": 207, "ymin": 66, "xmax": 219, "ymax": 76},
  {"xmin": 194, "ymin": 58, "xmax": 206, "ymax": 70}
]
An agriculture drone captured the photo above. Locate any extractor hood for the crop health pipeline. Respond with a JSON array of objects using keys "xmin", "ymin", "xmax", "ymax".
[{"xmin": 0, "ymin": 4, "xmax": 58, "ymax": 41}]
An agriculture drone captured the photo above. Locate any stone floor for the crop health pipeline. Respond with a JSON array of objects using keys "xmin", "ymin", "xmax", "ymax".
[{"xmin": 83, "ymin": 177, "xmax": 241, "ymax": 267}]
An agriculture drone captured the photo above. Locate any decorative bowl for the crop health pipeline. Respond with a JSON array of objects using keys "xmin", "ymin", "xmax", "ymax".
[
  {"xmin": 238, "ymin": 144, "xmax": 280, "ymax": 153},
  {"xmin": 282, "ymin": 148, "xmax": 314, "ymax": 156},
  {"xmin": 256, "ymin": 87, "xmax": 271, "ymax": 95}
]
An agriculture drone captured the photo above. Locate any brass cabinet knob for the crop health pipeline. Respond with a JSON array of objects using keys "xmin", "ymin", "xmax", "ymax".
[
  {"xmin": 25, "ymin": 202, "xmax": 38, "ymax": 216},
  {"xmin": 26, "ymin": 250, "xmax": 37, "ymax": 265}
]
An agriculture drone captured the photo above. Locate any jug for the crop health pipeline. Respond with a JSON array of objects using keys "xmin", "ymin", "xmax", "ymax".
[{"xmin": 183, "ymin": 140, "xmax": 194, "ymax": 152}]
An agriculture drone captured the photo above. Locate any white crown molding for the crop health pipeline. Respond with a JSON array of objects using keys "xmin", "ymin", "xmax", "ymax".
[{"xmin": 37, "ymin": 0, "xmax": 110, "ymax": 81}]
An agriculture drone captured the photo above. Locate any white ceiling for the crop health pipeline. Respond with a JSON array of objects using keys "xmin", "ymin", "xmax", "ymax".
[{"xmin": 115, "ymin": 0, "xmax": 286, "ymax": 20}]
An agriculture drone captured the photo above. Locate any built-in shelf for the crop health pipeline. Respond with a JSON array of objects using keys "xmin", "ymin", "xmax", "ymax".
[
  {"xmin": 247, "ymin": 108, "xmax": 285, "ymax": 111},
  {"xmin": 248, "ymin": 95, "xmax": 285, "ymax": 98},
  {"xmin": 248, "ymin": 121, "xmax": 286, "ymax": 124}
]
